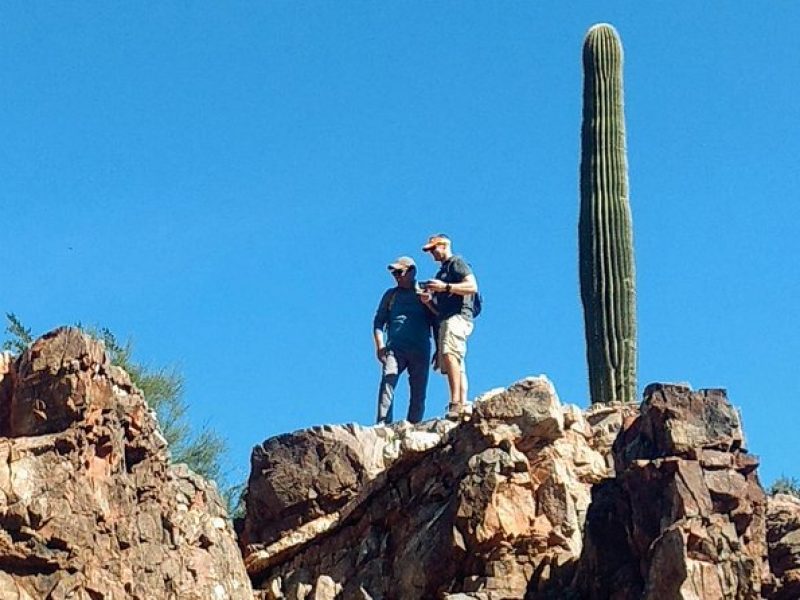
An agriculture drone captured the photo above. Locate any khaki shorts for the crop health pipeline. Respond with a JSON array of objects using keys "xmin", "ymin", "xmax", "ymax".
[{"xmin": 436, "ymin": 314, "xmax": 474, "ymax": 373}]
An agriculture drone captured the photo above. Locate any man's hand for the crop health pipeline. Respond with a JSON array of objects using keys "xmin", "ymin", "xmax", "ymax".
[
  {"xmin": 376, "ymin": 347, "xmax": 389, "ymax": 364},
  {"xmin": 417, "ymin": 290, "xmax": 433, "ymax": 304},
  {"xmin": 425, "ymin": 279, "xmax": 447, "ymax": 293}
]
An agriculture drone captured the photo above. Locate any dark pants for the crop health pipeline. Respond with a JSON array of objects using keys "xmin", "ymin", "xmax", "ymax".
[{"xmin": 376, "ymin": 349, "xmax": 429, "ymax": 424}]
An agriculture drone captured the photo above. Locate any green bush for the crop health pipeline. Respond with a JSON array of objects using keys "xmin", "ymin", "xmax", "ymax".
[{"xmin": 769, "ymin": 476, "xmax": 800, "ymax": 498}]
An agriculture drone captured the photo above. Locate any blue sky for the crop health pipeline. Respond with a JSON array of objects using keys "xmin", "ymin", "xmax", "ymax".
[{"xmin": 2, "ymin": 4, "xmax": 798, "ymax": 489}]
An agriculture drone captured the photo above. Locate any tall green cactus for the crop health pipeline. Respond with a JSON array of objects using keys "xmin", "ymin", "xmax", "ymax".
[{"xmin": 579, "ymin": 24, "xmax": 637, "ymax": 405}]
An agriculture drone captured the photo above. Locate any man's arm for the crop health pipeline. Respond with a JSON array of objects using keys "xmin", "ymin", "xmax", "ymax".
[
  {"xmin": 426, "ymin": 274, "xmax": 478, "ymax": 296},
  {"xmin": 445, "ymin": 274, "xmax": 477, "ymax": 296},
  {"xmin": 373, "ymin": 328, "xmax": 387, "ymax": 362},
  {"xmin": 372, "ymin": 291, "xmax": 391, "ymax": 363},
  {"xmin": 426, "ymin": 256, "xmax": 477, "ymax": 296}
]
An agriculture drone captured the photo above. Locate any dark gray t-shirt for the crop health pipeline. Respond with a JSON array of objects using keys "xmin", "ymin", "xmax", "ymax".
[
  {"xmin": 373, "ymin": 287, "xmax": 435, "ymax": 355},
  {"xmin": 434, "ymin": 255, "xmax": 474, "ymax": 321}
]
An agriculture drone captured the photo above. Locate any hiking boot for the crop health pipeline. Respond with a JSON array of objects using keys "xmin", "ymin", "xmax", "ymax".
[{"xmin": 445, "ymin": 403, "xmax": 470, "ymax": 421}]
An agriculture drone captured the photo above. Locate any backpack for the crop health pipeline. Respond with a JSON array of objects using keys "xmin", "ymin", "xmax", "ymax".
[
  {"xmin": 458, "ymin": 257, "xmax": 483, "ymax": 318},
  {"xmin": 472, "ymin": 291, "xmax": 483, "ymax": 318}
]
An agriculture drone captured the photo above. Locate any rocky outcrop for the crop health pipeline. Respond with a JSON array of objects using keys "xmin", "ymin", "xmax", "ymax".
[
  {"xmin": 243, "ymin": 380, "xmax": 800, "ymax": 600},
  {"xmin": 3, "ymin": 328, "xmax": 797, "ymax": 599},
  {"xmin": 0, "ymin": 328, "xmax": 252, "ymax": 599},
  {"xmin": 766, "ymin": 493, "xmax": 800, "ymax": 599},
  {"xmin": 242, "ymin": 377, "xmax": 615, "ymax": 599},
  {"xmin": 574, "ymin": 383, "xmax": 768, "ymax": 599}
]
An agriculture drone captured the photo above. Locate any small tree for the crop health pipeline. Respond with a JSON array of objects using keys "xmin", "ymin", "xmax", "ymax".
[
  {"xmin": 3, "ymin": 314, "xmax": 237, "ymax": 510},
  {"xmin": 2, "ymin": 313, "xmax": 33, "ymax": 354},
  {"xmin": 769, "ymin": 476, "xmax": 800, "ymax": 498}
]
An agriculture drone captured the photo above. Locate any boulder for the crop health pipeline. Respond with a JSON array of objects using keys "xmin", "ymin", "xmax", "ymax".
[{"xmin": 614, "ymin": 383, "xmax": 743, "ymax": 469}]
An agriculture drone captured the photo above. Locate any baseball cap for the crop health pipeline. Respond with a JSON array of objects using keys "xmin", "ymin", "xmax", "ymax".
[
  {"xmin": 387, "ymin": 256, "xmax": 416, "ymax": 271},
  {"xmin": 422, "ymin": 234, "xmax": 451, "ymax": 251}
]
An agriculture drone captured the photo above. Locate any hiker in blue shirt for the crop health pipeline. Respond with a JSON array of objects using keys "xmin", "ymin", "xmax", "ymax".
[{"xmin": 373, "ymin": 256, "xmax": 437, "ymax": 424}]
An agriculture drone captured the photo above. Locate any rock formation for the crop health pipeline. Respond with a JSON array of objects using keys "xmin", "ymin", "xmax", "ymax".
[
  {"xmin": 765, "ymin": 493, "xmax": 800, "ymax": 600},
  {"xmin": 0, "ymin": 328, "xmax": 252, "ymax": 599},
  {"xmin": 2, "ymin": 328, "xmax": 798, "ymax": 599},
  {"xmin": 242, "ymin": 380, "xmax": 796, "ymax": 600},
  {"xmin": 241, "ymin": 377, "xmax": 627, "ymax": 599},
  {"xmin": 574, "ymin": 384, "xmax": 767, "ymax": 599}
]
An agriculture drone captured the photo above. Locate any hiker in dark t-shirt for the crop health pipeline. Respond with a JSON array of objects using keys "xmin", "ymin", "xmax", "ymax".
[
  {"xmin": 372, "ymin": 256, "xmax": 437, "ymax": 424},
  {"xmin": 421, "ymin": 234, "xmax": 478, "ymax": 418}
]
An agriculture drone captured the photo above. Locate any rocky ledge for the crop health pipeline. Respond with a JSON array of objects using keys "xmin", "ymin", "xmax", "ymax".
[{"xmin": 241, "ymin": 379, "xmax": 797, "ymax": 600}]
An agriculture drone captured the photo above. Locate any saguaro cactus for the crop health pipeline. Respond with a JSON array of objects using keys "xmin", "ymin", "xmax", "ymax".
[{"xmin": 579, "ymin": 24, "xmax": 637, "ymax": 405}]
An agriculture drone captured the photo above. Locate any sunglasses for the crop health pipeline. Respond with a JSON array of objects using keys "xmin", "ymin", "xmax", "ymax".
[{"xmin": 390, "ymin": 269, "xmax": 407, "ymax": 276}]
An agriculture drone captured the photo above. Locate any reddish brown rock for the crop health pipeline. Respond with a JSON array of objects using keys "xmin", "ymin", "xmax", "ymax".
[
  {"xmin": 613, "ymin": 383, "xmax": 744, "ymax": 469},
  {"xmin": 765, "ymin": 493, "xmax": 800, "ymax": 600},
  {"xmin": 0, "ymin": 352, "xmax": 15, "ymax": 436},
  {"xmin": 242, "ymin": 380, "xmax": 794, "ymax": 599},
  {"xmin": 574, "ymin": 383, "xmax": 767, "ymax": 600},
  {"xmin": 0, "ymin": 328, "xmax": 252, "ymax": 599},
  {"xmin": 6, "ymin": 329, "xmax": 792, "ymax": 600},
  {"xmin": 242, "ymin": 376, "xmax": 611, "ymax": 599}
]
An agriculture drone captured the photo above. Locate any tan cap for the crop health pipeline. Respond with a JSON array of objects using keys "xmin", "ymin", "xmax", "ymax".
[
  {"xmin": 422, "ymin": 234, "xmax": 451, "ymax": 251},
  {"xmin": 387, "ymin": 256, "xmax": 416, "ymax": 271}
]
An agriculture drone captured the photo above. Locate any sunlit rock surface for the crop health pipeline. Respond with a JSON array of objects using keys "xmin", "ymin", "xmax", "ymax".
[
  {"xmin": 1, "ymin": 329, "xmax": 796, "ymax": 599},
  {"xmin": 243, "ymin": 380, "xmax": 794, "ymax": 600},
  {"xmin": 0, "ymin": 328, "xmax": 252, "ymax": 599}
]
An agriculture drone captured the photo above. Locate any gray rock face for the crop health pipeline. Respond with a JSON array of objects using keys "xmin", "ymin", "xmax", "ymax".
[{"xmin": 0, "ymin": 328, "xmax": 253, "ymax": 599}]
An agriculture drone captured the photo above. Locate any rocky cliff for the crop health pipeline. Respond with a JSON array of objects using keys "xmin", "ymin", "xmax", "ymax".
[
  {"xmin": 1, "ymin": 329, "xmax": 798, "ymax": 599},
  {"xmin": 0, "ymin": 328, "xmax": 252, "ymax": 599}
]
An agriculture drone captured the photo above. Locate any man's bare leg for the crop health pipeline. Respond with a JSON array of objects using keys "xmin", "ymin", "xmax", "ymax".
[
  {"xmin": 443, "ymin": 353, "xmax": 463, "ymax": 412},
  {"xmin": 461, "ymin": 367, "xmax": 468, "ymax": 406}
]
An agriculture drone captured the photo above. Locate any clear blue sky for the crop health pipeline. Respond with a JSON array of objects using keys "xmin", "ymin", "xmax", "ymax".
[{"xmin": 2, "ymin": 4, "xmax": 798, "ymax": 489}]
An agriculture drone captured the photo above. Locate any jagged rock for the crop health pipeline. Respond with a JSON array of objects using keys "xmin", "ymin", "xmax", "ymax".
[
  {"xmin": 766, "ymin": 493, "xmax": 800, "ymax": 599},
  {"xmin": 243, "ymin": 375, "xmax": 612, "ymax": 599},
  {"xmin": 241, "ymin": 419, "xmax": 457, "ymax": 551},
  {"xmin": 243, "ymin": 379, "xmax": 799, "ymax": 600},
  {"xmin": 5, "ymin": 329, "xmax": 794, "ymax": 599},
  {"xmin": 573, "ymin": 383, "xmax": 767, "ymax": 599},
  {"xmin": 583, "ymin": 400, "xmax": 639, "ymax": 468},
  {"xmin": 472, "ymin": 377, "xmax": 564, "ymax": 450},
  {"xmin": 614, "ymin": 383, "xmax": 744, "ymax": 468},
  {"xmin": 0, "ymin": 328, "xmax": 253, "ymax": 599},
  {"xmin": 0, "ymin": 352, "xmax": 16, "ymax": 436}
]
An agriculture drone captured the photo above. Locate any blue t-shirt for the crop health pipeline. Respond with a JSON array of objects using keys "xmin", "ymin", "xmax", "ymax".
[{"xmin": 373, "ymin": 287, "xmax": 434, "ymax": 355}]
